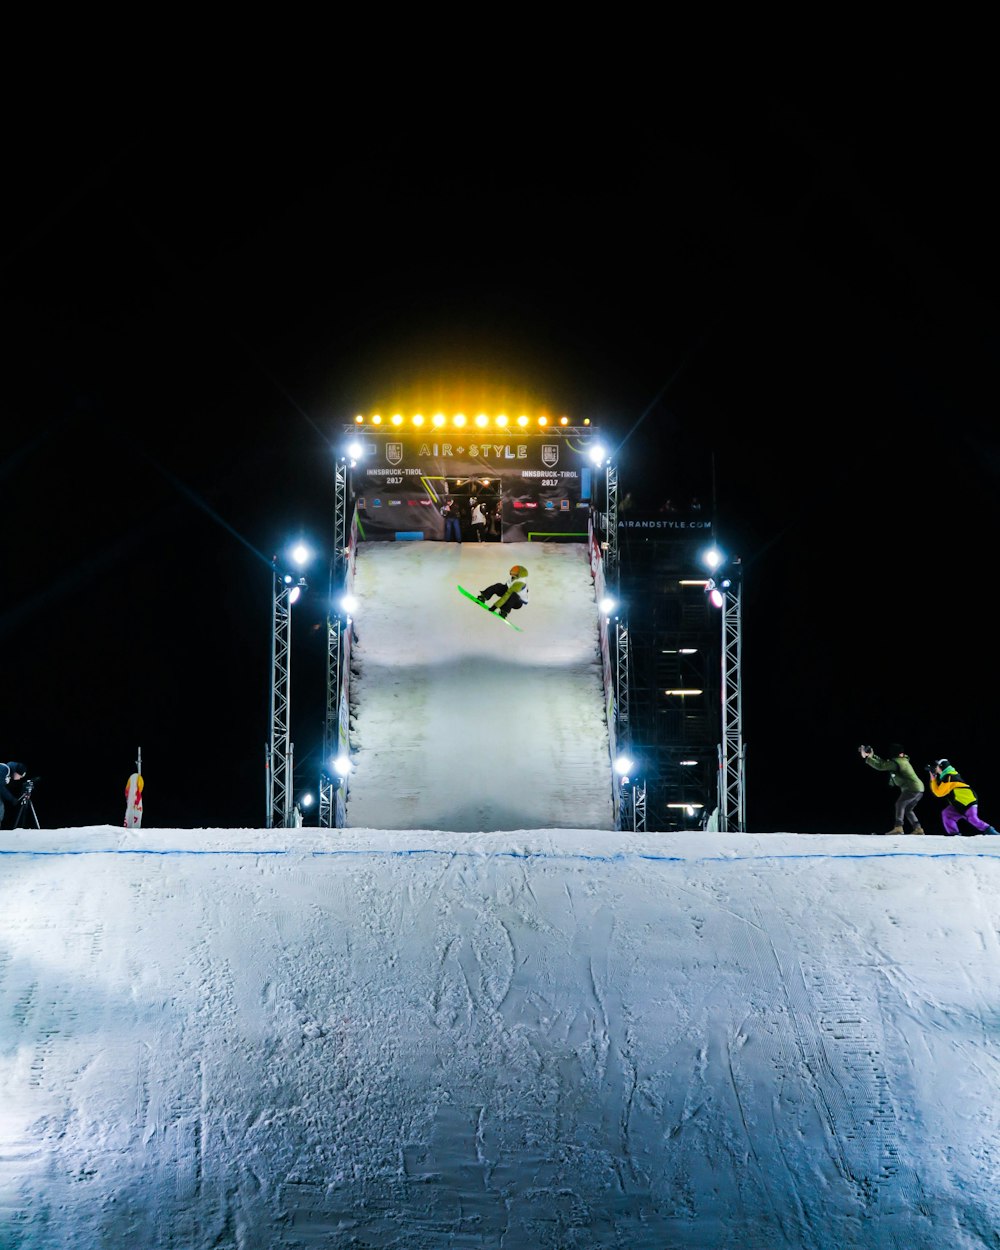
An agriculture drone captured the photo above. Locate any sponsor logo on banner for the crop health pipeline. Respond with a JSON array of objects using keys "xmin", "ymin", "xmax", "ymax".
[
  {"xmin": 618, "ymin": 517, "xmax": 713, "ymax": 530},
  {"xmin": 386, "ymin": 443, "xmax": 403, "ymax": 465},
  {"xmin": 541, "ymin": 445, "xmax": 559, "ymax": 467}
]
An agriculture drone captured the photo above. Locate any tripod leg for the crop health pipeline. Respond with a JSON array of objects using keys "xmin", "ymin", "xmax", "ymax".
[{"xmin": 13, "ymin": 800, "xmax": 39, "ymax": 830}]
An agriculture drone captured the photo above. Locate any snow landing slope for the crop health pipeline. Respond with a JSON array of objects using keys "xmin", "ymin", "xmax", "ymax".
[
  {"xmin": 345, "ymin": 541, "xmax": 614, "ymax": 831},
  {"xmin": 3, "ymin": 827, "xmax": 1000, "ymax": 1249}
]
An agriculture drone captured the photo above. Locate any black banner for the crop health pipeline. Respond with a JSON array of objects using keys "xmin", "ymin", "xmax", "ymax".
[{"xmin": 349, "ymin": 431, "xmax": 601, "ymax": 542}]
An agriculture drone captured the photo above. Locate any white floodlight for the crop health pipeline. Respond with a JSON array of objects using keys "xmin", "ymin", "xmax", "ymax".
[
  {"xmin": 340, "ymin": 594, "xmax": 358, "ymax": 615},
  {"xmin": 333, "ymin": 755, "xmax": 352, "ymax": 777},
  {"xmin": 614, "ymin": 755, "xmax": 634, "ymax": 776},
  {"xmin": 701, "ymin": 547, "xmax": 724, "ymax": 571},
  {"xmin": 599, "ymin": 596, "xmax": 616, "ymax": 615},
  {"xmin": 588, "ymin": 443, "xmax": 607, "ymax": 467},
  {"xmin": 346, "ymin": 440, "xmax": 364, "ymax": 460}
]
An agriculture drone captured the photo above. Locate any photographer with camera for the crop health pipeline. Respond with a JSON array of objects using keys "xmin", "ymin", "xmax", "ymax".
[
  {"xmin": 859, "ymin": 744, "xmax": 926, "ymax": 835},
  {"xmin": 927, "ymin": 759, "xmax": 1000, "ymax": 836},
  {"xmin": 1, "ymin": 761, "xmax": 27, "ymax": 828}
]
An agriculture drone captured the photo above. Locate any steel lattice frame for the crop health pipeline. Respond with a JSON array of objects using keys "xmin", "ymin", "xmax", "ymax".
[
  {"xmin": 319, "ymin": 613, "xmax": 342, "ymax": 828},
  {"xmin": 615, "ymin": 620, "xmax": 630, "ymax": 830},
  {"xmin": 632, "ymin": 781, "xmax": 647, "ymax": 832},
  {"xmin": 604, "ymin": 461, "xmax": 619, "ymax": 579},
  {"xmin": 319, "ymin": 457, "xmax": 350, "ymax": 828},
  {"xmin": 269, "ymin": 572, "xmax": 293, "ymax": 829},
  {"xmin": 718, "ymin": 567, "xmax": 745, "ymax": 831},
  {"xmin": 318, "ymin": 776, "xmax": 334, "ymax": 829},
  {"xmin": 333, "ymin": 459, "xmax": 348, "ymax": 588}
]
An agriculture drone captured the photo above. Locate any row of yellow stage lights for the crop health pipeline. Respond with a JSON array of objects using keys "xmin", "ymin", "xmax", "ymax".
[{"xmin": 354, "ymin": 413, "xmax": 590, "ymax": 429}]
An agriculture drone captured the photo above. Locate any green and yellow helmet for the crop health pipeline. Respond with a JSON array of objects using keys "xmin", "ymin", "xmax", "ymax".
[{"xmin": 509, "ymin": 565, "xmax": 528, "ymax": 579}]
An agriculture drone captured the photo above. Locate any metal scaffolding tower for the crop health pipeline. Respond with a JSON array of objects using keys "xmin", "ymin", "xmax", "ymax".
[
  {"xmin": 319, "ymin": 455, "xmax": 351, "ymax": 829},
  {"xmin": 267, "ymin": 562, "xmax": 307, "ymax": 829},
  {"xmin": 333, "ymin": 457, "xmax": 349, "ymax": 588},
  {"xmin": 268, "ymin": 564, "xmax": 293, "ymax": 828},
  {"xmin": 603, "ymin": 460, "xmax": 619, "ymax": 579},
  {"xmin": 319, "ymin": 611, "xmax": 342, "ymax": 829},
  {"xmin": 632, "ymin": 781, "xmax": 647, "ymax": 831},
  {"xmin": 614, "ymin": 618, "xmax": 646, "ymax": 832},
  {"xmin": 717, "ymin": 561, "xmax": 745, "ymax": 831},
  {"xmin": 615, "ymin": 618, "xmax": 630, "ymax": 830}
]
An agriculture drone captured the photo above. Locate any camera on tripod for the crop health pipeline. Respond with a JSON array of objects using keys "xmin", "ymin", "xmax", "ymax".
[{"xmin": 13, "ymin": 776, "xmax": 40, "ymax": 828}]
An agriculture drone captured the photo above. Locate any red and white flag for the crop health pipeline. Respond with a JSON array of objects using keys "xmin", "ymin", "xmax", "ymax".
[{"xmin": 125, "ymin": 748, "xmax": 143, "ymax": 828}]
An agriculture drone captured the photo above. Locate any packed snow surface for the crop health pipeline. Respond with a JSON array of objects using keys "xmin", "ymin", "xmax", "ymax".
[
  {"xmin": 345, "ymin": 541, "xmax": 613, "ymax": 831},
  {"xmin": 6, "ymin": 828, "xmax": 1000, "ymax": 1248},
  {"xmin": 4, "ymin": 543, "xmax": 1000, "ymax": 1247}
]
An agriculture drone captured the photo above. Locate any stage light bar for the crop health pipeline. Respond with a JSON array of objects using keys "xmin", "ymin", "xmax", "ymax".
[{"xmin": 349, "ymin": 412, "xmax": 585, "ymax": 431}]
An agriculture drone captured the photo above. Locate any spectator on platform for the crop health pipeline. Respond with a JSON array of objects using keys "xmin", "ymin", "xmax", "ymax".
[
  {"xmin": 441, "ymin": 497, "xmax": 462, "ymax": 543},
  {"xmin": 470, "ymin": 497, "xmax": 487, "ymax": 542}
]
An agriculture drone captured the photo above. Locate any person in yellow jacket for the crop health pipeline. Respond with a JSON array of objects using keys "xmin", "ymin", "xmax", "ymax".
[
  {"xmin": 478, "ymin": 565, "xmax": 529, "ymax": 620},
  {"xmin": 859, "ymin": 743, "xmax": 925, "ymax": 835},
  {"xmin": 928, "ymin": 760, "xmax": 1000, "ymax": 836}
]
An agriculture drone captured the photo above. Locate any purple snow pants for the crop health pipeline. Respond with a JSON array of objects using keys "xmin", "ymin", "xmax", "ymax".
[{"xmin": 941, "ymin": 802, "xmax": 991, "ymax": 835}]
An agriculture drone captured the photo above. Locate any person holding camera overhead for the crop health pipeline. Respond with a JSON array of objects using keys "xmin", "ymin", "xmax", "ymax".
[
  {"xmin": 927, "ymin": 759, "xmax": 1000, "ymax": 836},
  {"xmin": 1, "ymin": 762, "xmax": 27, "ymax": 828},
  {"xmin": 859, "ymin": 744, "xmax": 925, "ymax": 835}
]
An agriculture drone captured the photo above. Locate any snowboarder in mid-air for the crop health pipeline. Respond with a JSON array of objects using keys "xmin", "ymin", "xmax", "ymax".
[{"xmin": 478, "ymin": 565, "xmax": 529, "ymax": 620}]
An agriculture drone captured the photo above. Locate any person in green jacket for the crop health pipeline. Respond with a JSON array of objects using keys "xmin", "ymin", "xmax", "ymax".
[
  {"xmin": 859, "ymin": 743, "xmax": 925, "ymax": 835},
  {"xmin": 928, "ymin": 760, "xmax": 1000, "ymax": 836}
]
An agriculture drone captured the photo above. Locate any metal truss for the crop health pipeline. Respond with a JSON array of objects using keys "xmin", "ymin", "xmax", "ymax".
[
  {"xmin": 632, "ymin": 781, "xmax": 647, "ymax": 832},
  {"xmin": 614, "ymin": 616, "xmax": 647, "ymax": 831},
  {"xmin": 319, "ymin": 612, "xmax": 342, "ymax": 829},
  {"xmin": 319, "ymin": 457, "xmax": 351, "ymax": 829},
  {"xmin": 616, "ymin": 619, "xmax": 630, "ymax": 749},
  {"xmin": 334, "ymin": 458, "xmax": 349, "ymax": 588},
  {"xmin": 615, "ymin": 618, "xmax": 630, "ymax": 830},
  {"xmin": 318, "ymin": 775, "xmax": 334, "ymax": 830},
  {"xmin": 604, "ymin": 461, "xmax": 619, "ymax": 580},
  {"xmin": 718, "ymin": 564, "xmax": 745, "ymax": 831},
  {"xmin": 268, "ymin": 568, "xmax": 294, "ymax": 829}
]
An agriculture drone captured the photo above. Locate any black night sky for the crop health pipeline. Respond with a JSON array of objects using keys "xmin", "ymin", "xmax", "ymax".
[{"xmin": 4, "ymin": 95, "xmax": 998, "ymax": 833}]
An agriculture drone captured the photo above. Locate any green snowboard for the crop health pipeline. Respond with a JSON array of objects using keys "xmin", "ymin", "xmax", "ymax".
[{"xmin": 457, "ymin": 585, "xmax": 523, "ymax": 631}]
